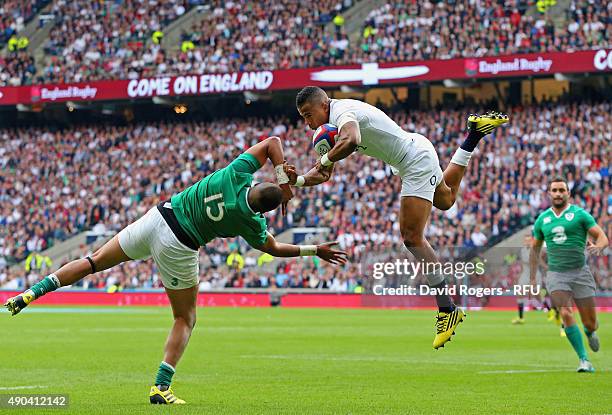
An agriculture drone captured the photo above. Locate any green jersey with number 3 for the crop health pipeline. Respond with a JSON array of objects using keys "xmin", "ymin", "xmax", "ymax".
[
  {"xmin": 532, "ymin": 204, "xmax": 596, "ymax": 272},
  {"xmin": 171, "ymin": 153, "xmax": 268, "ymax": 248}
]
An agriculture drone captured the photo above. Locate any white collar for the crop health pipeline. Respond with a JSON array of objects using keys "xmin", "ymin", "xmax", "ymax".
[
  {"xmin": 245, "ymin": 187, "xmax": 257, "ymax": 215},
  {"xmin": 551, "ymin": 204, "xmax": 571, "ymax": 218}
]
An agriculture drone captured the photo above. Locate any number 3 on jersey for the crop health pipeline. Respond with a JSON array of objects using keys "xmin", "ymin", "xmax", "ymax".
[
  {"xmin": 551, "ymin": 225, "xmax": 567, "ymax": 244},
  {"xmin": 204, "ymin": 193, "xmax": 225, "ymax": 221}
]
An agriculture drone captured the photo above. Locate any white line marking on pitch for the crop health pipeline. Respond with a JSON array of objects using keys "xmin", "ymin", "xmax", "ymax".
[
  {"xmin": 478, "ymin": 369, "xmax": 569, "ymax": 374},
  {"xmin": 241, "ymin": 354, "xmax": 569, "ymax": 369},
  {"xmin": 0, "ymin": 386, "xmax": 47, "ymax": 390}
]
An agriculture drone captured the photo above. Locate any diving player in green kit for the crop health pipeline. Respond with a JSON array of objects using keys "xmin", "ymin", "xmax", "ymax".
[
  {"xmin": 4, "ymin": 136, "xmax": 347, "ymax": 404},
  {"xmin": 530, "ymin": 176, "xmax": 609, "ymax": 373}
]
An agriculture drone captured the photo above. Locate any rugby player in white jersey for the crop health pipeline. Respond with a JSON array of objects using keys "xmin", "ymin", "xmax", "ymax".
[{"xmin": 288, "ymin": 86, "xmax": 508, "ymax": 349}]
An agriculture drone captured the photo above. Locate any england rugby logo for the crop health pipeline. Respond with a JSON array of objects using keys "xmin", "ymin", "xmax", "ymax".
[{"xmin": 465, "ymin": 59, "xmax": 478, "ymax": 76}]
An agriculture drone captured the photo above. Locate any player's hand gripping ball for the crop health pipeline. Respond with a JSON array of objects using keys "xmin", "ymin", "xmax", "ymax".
[{"xmin": 312, "ymin": 123, "xmax": 338, "ymax": 156}]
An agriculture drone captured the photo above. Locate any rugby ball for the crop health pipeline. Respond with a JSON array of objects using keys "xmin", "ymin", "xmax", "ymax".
[{"xmin": 312, "ymin": 123, "xmax": 338, "ymax": 156}]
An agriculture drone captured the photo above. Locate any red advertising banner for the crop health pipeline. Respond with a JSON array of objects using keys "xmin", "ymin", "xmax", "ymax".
[
  {"xmin": 1, "ymin": 291, "xmax": 611, "ymax": 310},
  {"xmin": 0, "ymin": 290, "xmax": 271, "ymax": 307},
  {"xmin": 0, "ymin": 49, "xmax": 610, "ymax": 106}
]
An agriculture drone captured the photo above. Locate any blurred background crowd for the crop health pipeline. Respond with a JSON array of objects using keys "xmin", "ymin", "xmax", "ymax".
[
  {"xmin": 0, "ymin": 0, "xmax": 609, "ymax": 294},
  {"xmin": 1, "ymin": 0, "xmax": 610, "ymax": 85},
  {"xmin": 1, "ymin": 97, "xmax": 609, "ymax": 291}
]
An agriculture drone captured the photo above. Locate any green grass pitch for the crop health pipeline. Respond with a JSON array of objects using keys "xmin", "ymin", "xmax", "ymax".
[{"xmin": 1, "ymin": 306, "xmax": 610, "ymax": 414}]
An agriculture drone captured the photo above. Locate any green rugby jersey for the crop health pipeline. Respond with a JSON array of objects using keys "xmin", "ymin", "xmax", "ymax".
[
  {"xmin": 532, "ymin": 204, "xmax": 597, "ymax": 272},
  {"xmin": 171, "ymin": 153, "xmax": 268, "ymax": 248}
]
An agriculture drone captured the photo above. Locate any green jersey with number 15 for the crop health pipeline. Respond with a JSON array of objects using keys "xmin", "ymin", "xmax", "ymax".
[
  {"xmin": 532, "ymin": 204, "xmax": 596, "ymax": 272},
  {"xmin": 171, "ymin": 153, "xmax": 268, "ymax": 248}
]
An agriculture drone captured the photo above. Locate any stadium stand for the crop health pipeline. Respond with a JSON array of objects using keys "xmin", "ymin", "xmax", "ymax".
[
  {"xmin": 1, "ymin": 98, "xmax": 609, "ymax": 291},
  {"xmin": 0, "ymin": 0, "xmax": 51, "ymax": 47},
  {"xmin": 38, "ymin": 0, "xmax": 192, "ymax": 83},
  {"xmin": 162, "ymin": 0, "xmax": 354, "ymax": 75},
  {"xmin": 1, "ymin": 0, "xmax": 610, "ymax": 85},
  {"xmin": 0, "ymin": 51, "xmax": 37, "ymax": 86},
  {"xmin": 356, "ymin": 0, "xmax": 610, "ymax": 62}
]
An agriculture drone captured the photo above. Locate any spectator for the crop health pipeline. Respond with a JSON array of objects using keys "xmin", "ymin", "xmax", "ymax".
[
  {"xmin": 1, "ymin": 1, "xmax": 610, "ymax": 84},
  {"xmin": 0, "ymin": 98, "xmax": 609, "ymax": 290}
]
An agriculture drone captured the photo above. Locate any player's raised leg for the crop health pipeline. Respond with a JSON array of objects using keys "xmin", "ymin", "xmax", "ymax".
[
  {"xmin": 149, "ymin": 285, "xmax": 197, "ymax": 404},
  {"xmin": 433, "ymin": 112, "xmax": 509, "ymax": 211},
  {"xmin": 575, "ymin": 296, "xmax": 599, "ymax": 353},
  {"xmin": 4, "ymin": 235, "xmax": 131, "ymax": 315},
  {"xmin": 399, "ymin": 196, "xmax": 465, "ymax": 349}
]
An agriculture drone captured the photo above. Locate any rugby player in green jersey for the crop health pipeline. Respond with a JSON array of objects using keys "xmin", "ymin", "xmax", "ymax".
[
  {"xmin": 4, "ymin": 136, "xmax": 347, "ymax": 404},
  {"xmin": 530, "ymin": 176, "xmax": 609, "ymax": 373}
]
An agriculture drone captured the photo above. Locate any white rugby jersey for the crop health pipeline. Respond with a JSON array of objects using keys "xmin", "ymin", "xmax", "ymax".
[{"xmin": 329, "ymin": 99, "xmax": 414, "ymax": 168}]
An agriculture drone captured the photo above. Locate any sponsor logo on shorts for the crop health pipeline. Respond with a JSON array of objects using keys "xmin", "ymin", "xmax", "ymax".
[{"xmin": 429, "ymin": 175, "xmax": 437, "ymax": 186}]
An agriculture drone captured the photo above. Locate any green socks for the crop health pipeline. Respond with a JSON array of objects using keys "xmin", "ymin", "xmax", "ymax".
[
  {"xmin": 29, "ymin": 274, "xmax": 61, "ymax": 298},
  {"xmin": 565, "ymin": 324, "xmax": 588, "ymax": 360},
  {"xmin": 155, "ymin": 361, "xmax": 175, "ymax": 387}
]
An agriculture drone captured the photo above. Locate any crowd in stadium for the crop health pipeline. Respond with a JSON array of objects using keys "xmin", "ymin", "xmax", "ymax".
[
  {"xmin": 167, "ymin": 0, "xmax": 354, "ymax": 75},
  {"xmin": 357, "ymin": 0, "xmax": 610, "ymax": 61},
  {"xmin": 1, "ymin": 0, "xmax": 610, "ymax": 85},
  {"xmin": 0, "ymin": 0, "xmax": 50, "ymax": 47},
  {"xmin": 1, "ymin": 98, "xmax": 609, "ymax": 292},
  {"xmin": 39, "ymin": 0, "xmax": 191, "ymax": 83}
]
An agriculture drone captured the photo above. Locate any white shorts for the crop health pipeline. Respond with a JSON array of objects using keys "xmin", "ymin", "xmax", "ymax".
[
  {"xmin": 396, "ymin": 133, "xmax": 443, "ymax": 202},
  {"xmin": 118, "ymin": 207, "xmax": 199, "ymax": 289}
]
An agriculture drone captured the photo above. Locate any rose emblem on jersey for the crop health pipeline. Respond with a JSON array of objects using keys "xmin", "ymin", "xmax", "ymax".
[{"xmin": 565, "ymin": 213, "xmax": 574, "ymax": 221}]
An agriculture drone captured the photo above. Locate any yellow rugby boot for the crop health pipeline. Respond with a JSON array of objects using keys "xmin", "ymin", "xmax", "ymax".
[{"xmin": 433, "ymin": 308, "xmax": 466, "ymax": 349}]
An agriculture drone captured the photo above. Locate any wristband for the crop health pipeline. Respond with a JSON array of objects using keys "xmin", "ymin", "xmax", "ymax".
[
  {"xmin": 274, "ymin": 165, "xmax": 289, "ymax": 184},
  {"xmin": 295, "ymin": 175, "xmax": 305, "ymax": 187},
  {"xmin": 320, "ymin": 153, "xmax": 333, "ymax": 167},
  {"xmin": 299, "ymin": 245, "xmax": 317, "ymax": 256}
]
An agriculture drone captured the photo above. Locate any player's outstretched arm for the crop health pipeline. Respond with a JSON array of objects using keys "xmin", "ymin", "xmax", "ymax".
[
  {"xmin": 529, "ymin": 237, "xmax": 543, "ymax": 288},
  {"xmin": 323, "ymin": 120, "xmax": 361, "ymax": 164},
  {"xmin": 283, "ymin": 119, "xmax": 360, "ymax": 187},
  {"xmin": 256, "ymin": 233, "xmax": 347, "ymax": 265},
  {"xmin": 284, "ymin": 162, "xmax": 334, "ymax": 187},
  {"xmin": 245, "ymin": 136, "xmax": 293, "ymax": 214},
  {"xmin": 587, "ymin": 224, "xmax": 609, "ymax": 256},
  {"xmin": 245, "ymin": 136, "xmax": 285, "ymax": 167}
]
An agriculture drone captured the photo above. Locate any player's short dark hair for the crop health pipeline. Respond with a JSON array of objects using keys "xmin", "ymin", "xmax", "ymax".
[
  {"xmin": 253, "ymin": 183, "xmax": 283, "ymax": 213},
  {"xmin": 548, "ymin": 176, "xmax": 568, "ymax": 190},
  {"xmin": 296, "ymin": 86, "xmax": 327, "ymax": 108}
]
